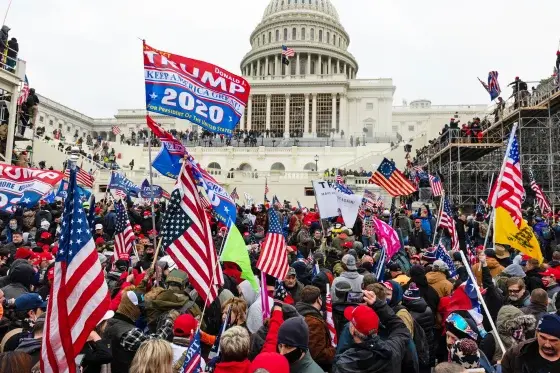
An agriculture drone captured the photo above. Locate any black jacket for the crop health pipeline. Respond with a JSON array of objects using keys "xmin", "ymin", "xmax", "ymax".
[
  {"xmin": 81, "ymin": 339, "xmax": 113, "ymax": 373},
  {"xmin": 409, "ymin": 229, "xmax": 429, "ymax": 251},
  {"xmin": 103, "ymin": 313, "xmax": 137, "ymax": 373},
  {"xmin": 501, "ymin": 338, "xmax": 555, "ymax": 373},
  {"xmin": 403, "ymin": 297, "xmax": 435, "ymax": 365},
  {"xmin": 333, "ymin": 300, "xmax": 411, "ymax": 373}
]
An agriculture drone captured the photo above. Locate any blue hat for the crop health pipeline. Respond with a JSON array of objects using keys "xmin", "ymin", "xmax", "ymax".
[
  {"xmin": 537, "ymin": 314, "xmax": 560, "ymax": 339},
  {"xmin": 15, "ymin": 293, "xmax": 48, "ymax": 311}
]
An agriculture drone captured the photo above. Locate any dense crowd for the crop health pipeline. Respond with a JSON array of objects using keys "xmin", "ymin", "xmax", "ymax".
[{"xmin": 0, "ymin": 195, "xmax": 558, "ymax": 373}]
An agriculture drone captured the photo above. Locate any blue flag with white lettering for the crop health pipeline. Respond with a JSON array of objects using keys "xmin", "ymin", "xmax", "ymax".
[
  {"xmin": 152, "ymin": 144, "xmax": 183, "ymax": 179},
  {"xmin": 56, "ymin": 179, "xmax": 91, "ymax": 201},
  {"xmin": 140, "ymin": 179, "xmax": 164, "ymax": 199},
  {"xmin": 108, "ymin": 172, "xmax": 140, "ymax": 197}
]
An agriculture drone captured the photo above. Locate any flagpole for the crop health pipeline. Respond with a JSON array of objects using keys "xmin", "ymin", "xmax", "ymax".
[
  {"xmin": 2, "ymin": 0, "xmax": 13, "ymax": 27},
  {"xmin": 490, "ymin": 123, "xmax": 518, "ymax": 248},
  {"xmin": 482, "ymin": 173, "xmax": 495, "ymax": 248},
  {"xmin": 432, "ymin": 191, "xmax": 445, "ymax": 245}
]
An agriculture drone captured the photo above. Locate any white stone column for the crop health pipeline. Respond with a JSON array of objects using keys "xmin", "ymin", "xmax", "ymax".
[
  {"xmin": 318, "ymin": 55, "xmax": 322, "ymax": 74},
  {"xmin": 311, "ymin": 93, "xmax": 317, "ymax": 136},
  {"xmin": 284, "ymin": 94, "xmax": 290, "ymax": 137},
  {"xmin": 328, "ymin": 57, "xmax": 332, "ymax": 74},
  {"xmin": 340, "ymin": 93, "xmax": 348, "ymax": 137},
  {"xmin": 256, "ymin": 59, "xmax": 260, "ymax": 77},
  {"xmin": 307, "ymin": 53, "xmax": 311, "ymax": 75},
  {"xmin": 265, "ymin": 57, "xmax": 269, "ymax": 77},
  {"xmin": 336, "ymin": 59, "xmax": 340, "ymax": 74},
  {"xmin": 266, "ymin": 94, "xmax": 271, "ymax": 130},
  {"xmin": 240, "ymin": 110, "xmax": 245, "ymax": 130},
  {"xmin": 331, "ymin": 93, "xmax": 337, "ymax": 131},
  {"xmin": 247, "ymin": 96, "xmax": 252, "ymax": 130},
  {"xmin": 304, "ymin": 94, "xmax": 310, "ymax": 136},
  {"xmin": 275, "ymin": 55, "xmax": 279, "ymax": 76},
  {"xmin": 343, "ymin": 63, "xmax": 347, "ymax": 75},
  {"xmin": 296, "ymin": 54, "xmax": 300, "ymax": 76},
  {"xmin": 355, "ymin": 98, "xmax": 361, "ymax": 139}
]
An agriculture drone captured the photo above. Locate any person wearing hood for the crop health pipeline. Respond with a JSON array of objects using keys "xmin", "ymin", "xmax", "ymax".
[
  {"xmin": 295, "ymin": 286, "xmax": 336, "ymax": 371},
  {"xmin": 0, "ymin": 260, "xmax": 34, "ymax": 299},
  {"xmin": 472, "ymin": 249, "xmax": 504, "ymax": 286},
  {"xmin": 523, "ymin": 258, "xmax": 544, "ymax": 292},
  {"xmin": 539, "ymin": 268, "xmax": 560, "ymax": 299},
  {"xmin": 276, "ymin": 316, "xmax": 323, "ymax": 373},
  {"xmin": 480, "ymin": 305, "xmax": 537, "ymax": 365},
  {"xmin": 103, "ymin": 290, "xmax": 179, "ymax": 373},
  {"xmin": 15, "ymin": 313, "xmax": 44, "ymax": 366},
  {"xmin": 284, "ymin": 267, "xmax": 305, "ymax": 303},
  {"xmin": 521, "ymin": 289, "xmax": 550, "ymax": 324},
  {"xmin": 408, "ymin": 265, "xmax": 440, "ymax": 320},
  {"xmin": 403, "ymin": 283, "xmax": 436, "ymax": 370},
  {"xmin": 452, "ymin": 252, "xmax": 469, "ymax": 283},
  {"xmin": 331, "ymin": 254, "xmax": 363, "ymax": 302},
  {"xmin": 333, "ymin": 291, "xmax": 411, "ymax": 373},
  {"xmin": 80, "ymin": 310, "xmax": 114, "ymax": 373},
  {"xmin": 427, "ymin": 260, "xmax": 453, "ymax": 298}
]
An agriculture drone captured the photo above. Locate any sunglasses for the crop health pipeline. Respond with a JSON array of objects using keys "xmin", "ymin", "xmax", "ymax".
[{"xmin": 446, "ymin": 313, "xmax": 478, "ymax": 341}]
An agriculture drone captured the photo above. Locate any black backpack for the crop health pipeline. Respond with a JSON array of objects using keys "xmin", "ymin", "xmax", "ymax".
[{"xmin": 411, "ymin": 318, "xmax": 430, "ymax": 368}]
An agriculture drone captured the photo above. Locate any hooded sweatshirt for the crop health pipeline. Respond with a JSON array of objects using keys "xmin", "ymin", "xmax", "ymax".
[
  {"xmin": 1, "ymin": 261, "xmax": 34, "ymax": 299},
  {"xmin": 473, "ymin": 258, "xmax": 504, "ymax": 286},
  {"xmin": 426, "ymin": 271, "xmax": 453, "ymax": 298},
  {"xmin": 331, "ymin": 271, "xmax": 363, "ymax": 303}
]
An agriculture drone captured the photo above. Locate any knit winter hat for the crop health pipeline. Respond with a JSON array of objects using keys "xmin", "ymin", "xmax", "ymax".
[
  {"xmin": 403, "ymin": 282, "xmax": 421, "ymax": 300},
  {"xmin": 450, "ymin": 339, "xmax": 480, "ymax": 369},
  {"xmin": 249, "ymin": 352, "xmax": 290, "ymax": 373},
  {"xmin": 277, "ymin": 316, "xmax": 309, "ymax": 350}
]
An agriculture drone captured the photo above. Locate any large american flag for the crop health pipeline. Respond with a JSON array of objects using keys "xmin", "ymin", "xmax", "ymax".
[
  {"xmin": 112, "ymin": 126, "xmax": 121, "ymax": 135},
  {"xmin": 429, "ymin": 174, "xmax": 444, "ymax": 197},
  {"xmin": 528, "ymin": 169, "xmax": 551, "ymax": 213},
  {"xmin": 256, "ymin": 208, "xmax": 289, "ymax": 279},
  {"xmin": 369, "ymin": 158, "xmax": 416, "ymax": 197},
  {"xmin": 17, "ymin": 75, "xmax": 29, "ymax": 106},
  {"xmin": 64, "ymin": 167, "xmax": 95, "ymax": 189},
  {"xmin": 282, "ymin": 45, "xmax": 295, "ymax": 57},
  {"xmin": 488, "ymin": 134, "xmax": 523, "ymax": 226},
  {"xmin": 326, "ymin": 286, "xmax": 337, "ymax": 347},
  {"xmin": 41, "ymin": 167, "xmax": 110, "ymax": 373},
  {"xmin": 160, "ymin": 164, "xmax": 223, "ymax": 305},
  {"xmin": 114, "ymin": 200, "xmax": 135, "ymax": 261},
  {"xmin": 439, "ymin": 197, "xmax": 460, "ymax": 252}
]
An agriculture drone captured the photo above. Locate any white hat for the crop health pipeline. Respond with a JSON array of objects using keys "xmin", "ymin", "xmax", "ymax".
[
  {"xmin": 433, "ymin": 259, "xmax": 449, "ymax": 272},
  {"xmin": 97, "ymin": 310, "xmax": 115, "ymax": 325},
  {"xmin": 95, "ymin": 224, "xmax": 103, "ymax": 230},
  {"xmin": 40, "ymin": 220, "xmax": 50, "ymax": 229}
]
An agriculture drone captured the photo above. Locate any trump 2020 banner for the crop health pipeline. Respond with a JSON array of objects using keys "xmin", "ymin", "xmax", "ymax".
[
  {"xmin": 143, "ymin": 42, "xmax": 250, "ymax": 135},
  {"xmin": 0, "ymin": 165, "xmax": 64, "ymax": 212}
]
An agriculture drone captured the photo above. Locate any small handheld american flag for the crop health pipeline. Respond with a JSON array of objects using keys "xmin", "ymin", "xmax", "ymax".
[
  {"xmin": 428, "ymin": 174, "xmax": 443, "ymax": 197},
  {"xmin": 528, "ymin": 169, "xmax": 551, "ymax": 213},
  {"xmin": 439, "ymin": 197, "xmax": 460, "ymax": 252},
  {"xmin": 114, "ymin": 200, "xmax": 135, "ymax": 261},
  {"xmin": 17, "ymin": 75, "xmax": 29, "ymax": 106}
]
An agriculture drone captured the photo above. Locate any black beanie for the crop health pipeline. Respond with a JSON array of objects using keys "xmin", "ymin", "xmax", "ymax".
[{"xmin": 277, "ymin": 316, "xmax": 309, "ymax": 350}]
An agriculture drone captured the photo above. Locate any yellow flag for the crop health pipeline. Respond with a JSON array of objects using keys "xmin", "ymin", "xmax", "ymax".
[{"xmin": 494, "ymin": 207, "xmax": 543, "ymax": 263}]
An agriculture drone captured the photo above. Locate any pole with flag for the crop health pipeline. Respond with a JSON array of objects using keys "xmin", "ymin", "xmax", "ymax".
[{"xmin": 483, "ymin": 173, "xmax": 495, "ymax": 248}]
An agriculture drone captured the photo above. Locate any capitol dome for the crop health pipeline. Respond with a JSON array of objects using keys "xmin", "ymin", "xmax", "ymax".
[{"xmin": 240, "ymin": 0, "xmax": 358, "ymax": 79}]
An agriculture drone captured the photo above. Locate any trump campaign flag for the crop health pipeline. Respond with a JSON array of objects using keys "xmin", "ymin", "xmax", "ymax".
[
  {"xmin": 333, "ymin": 182, "xmax": 363, "ymax": 228},
  {"xmin": 373, "ymin": 218, "xmax": 402, "ymax": 260},
  {"xmin": 153, "ymin": 142, "xmax": 184, "ymax": 179},
  {"xmin": 140, "ymin": 179, "xmax": 164, "ymax": 199},
  {"xmin": 0, "ymin": 165, "xmax": 64, "ymax": 212},
  {"xmin": 144, "ymin": 42, "xmax": 251, "ymax": 135},
  {"xmin": 108, "ymin": 172, "xmax": 140, "ymax": 197},
  {"xmin": 56, "ymin": 179, "xmax": 92, "ymax": 201}
]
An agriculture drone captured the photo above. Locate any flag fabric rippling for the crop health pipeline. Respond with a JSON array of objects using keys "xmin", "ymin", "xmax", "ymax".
[
  {"xmin": 369, "ymin": 158, "xmax": 416, "ymax": 197},
  {"xmin": 429, "ymin": 174, "xmax": 443, "ymax": 197},
  {"xmin": 179, "ymin": 330, "xmax": 202, "ymax": 373},
  {"xmin": 64, "ymin": 166, "xmax": 95, "ymax": 188},
  {"xmin": 528, "ymin": 169, "xmax": 551, "ymax": 213},
  {"xmin": 326, "ymin": 285, "xmax": 337, "ymax": 347},
  {"xmin": 435, "ymin": 243, "xmax": 457, "ymax": 278},
  {"xmin": 439, "ymin": 197, "xmax": 460, "ymax": 252},
  {"xmin": 114, "ymin": 200, "xmax": 135, "ymax": 261},
  {"xmin": 256, "ymin": 208, "xmax": 289, "ymax": 280}
]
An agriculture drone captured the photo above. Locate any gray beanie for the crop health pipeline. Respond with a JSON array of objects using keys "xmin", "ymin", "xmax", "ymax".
[{"xmin": 277, "ymin": 316, "xmax": 309, "ymax": 350}]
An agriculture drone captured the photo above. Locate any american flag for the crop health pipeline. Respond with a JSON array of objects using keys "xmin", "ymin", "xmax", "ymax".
[
  {"xmin": 256, "ymin": 208, "xmax": 289, "ymax": 280},
  {"xmin": 358, "ymin": 190, "xmax": 377, "ymax": 219},
  {"xmin": 160, "ymin": 164, "xmax": 224, "ymax": 305},
  {"xmin": 488, "ymin": 134, "xmax": 523, "ymax": 226},
  {"xmin": 369, "ymin": 158, "xmax": 416, "ymax": 197},
  {"xmin": 435, "ymin": 243, "xmax": 457, "ymax": 278},
  {"xmin": 439, "ymin": 197, "xmax": 460, "ymax": 252},
  {"xmin": 264, "ymin": 178, "xmax": 269, "ymax": 198},
  {"xmin": 179, "ymin": 330, "xmax": 202, "ymax": 373},
  {"xmin": 230, "ymin": 187, "xmax": 239, "ymax": 201},
  {"xmin": 113, "ymin": 200, "xmax": 135, "ymax": 261},
  {"xmin": 488, "ymin": 71, "xmax": 501, "ymax": 100},
  {"xmin": 64, "ymin": 167, "xmax": 95, "ymax": 188},
  {"xmin": 282, "ymin": 45, "xmax": 295, "ymax": 57},
  {"xmin": 199, "ymin": 191, "xmax": 212, "ymax": 210},
  {"xmin": 326, "ymin": 285, "xmax": 337, "ymax": 347},
  {"xmin": 111, "ymin": 188, "xmax": 127, "ymax": 200},
  {"xmin": 162, "ymin": 189, "xmax": 171, "ymax": 200},
  {"xmin": 272, "ymin": 195, "xmax": 283, "ymax": 209},
  {"xmin": 112, "ymin": 126, "xmax": 121, "ymax": 135},
  {"xmin": 41, "ymin": 166, "xmax": 110, "ymax": 373},
  {"xmin": 528, "ymin": 169, "xmax": 551, "ymax": 213},
  {"xmin": 336, "ymin": 173, "xmax": 344, "ymax": 184},
  {"xmin": 17, "ymin": 75, "xmax": 29, "ymax": 106},
  {"xmin": 429, "ymin": 174, "xmax": 444, "ymax": 197}
]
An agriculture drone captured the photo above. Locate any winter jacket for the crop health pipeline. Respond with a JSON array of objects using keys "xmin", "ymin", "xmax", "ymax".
[
  {"xmin": 394, "ymin": 216, "xmax": 412, "ymax": 238},
  {"xmin": 1, "ymin": 261, "xmax": 34, "ymax": 299},
  {"xmin": 295, "ymin": 302, "xmax": 335, "ymax": 371},
  {"xmin": 247, "ymin": 295, "xmax": 273, "ymax": 334},
  {"xmin": 286, "ymin": 281, "xmax": 305, "ymax": 304},
  {"xmin": 290, "ymin": 352, "xmax": 323, "ymax": 373},
  {"xmin": 103, "ymin": 313, "xmax": 137, "ymax": 373},
  {"xmin": 403, "ymin": 297, "xmax": 435, "ymax": 365},
  {"xmin": 523, "ymin": 268, "xmax": 543, "ymax": 292},
  {"xmin": 81, "ymin": 339, "xmax": 113, "ymax": 373},
  {"xmin": 520, "ymin": 302, "xmax": 547, "ymax": 324},
  {"xmin": 408, "ymin": 267, "xmax": 440, "ymax": 320},
  {"xmin": 409, "ymin": 229, "xmax": 429, "ymax": 251},
  {"xmin": 214, "ymin": 360, "xmax": 251, "ymax": 373},
  {"xmin": 426, "ymin": 271, "xmax": 453, "ymax": 298},
  {"xmin": 331, "ymin": 271, "xmax": 363, "ymax": 303},
  {"xmin": 473, "ymin": 258, "xmax": 504, "ymax": 286},
  {"xmin": 501, "ymin": 338, "xmax": 550, "ymax": 373},
  {"xmin": 544, "ymin": 283, "xmax": 560, "ymax": 300},
  {"xmin": 333, "ymin": 300, "xmax": 411, "ymax": 373},
  {"xmin": 15, "ymin": 337, "xmax": 42, "ymax": 366}
]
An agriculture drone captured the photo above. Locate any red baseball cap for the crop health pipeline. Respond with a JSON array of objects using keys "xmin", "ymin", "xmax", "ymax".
[
  {"xmin": 174, "ymin": 314, "xmax": 197, "ymax": 338},
  {"xmin": 15, "ymin": 247, "xmax": 33, "ymax": 260},
  {"xmin": 540, "ymin": 268, "xmax": 558, "ymax": 279},
  {"xmin": 40, "ymin": 231, "xmax": 51, "ymax": 240},
  {"xmin": 344, "ymin": 305, "xmax": 379, "ymax": 336},
  {"xmin": 134, "ymin": 225, "xmax": 141, "ymax": 231},
  {"xmin": 95, "ymin": 237, "xmax": 105, "ymax": 245}
]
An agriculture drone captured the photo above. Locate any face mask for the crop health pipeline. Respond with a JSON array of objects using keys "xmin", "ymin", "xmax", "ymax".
[
  {"xmin": 541, "ymin": 279, "xmax": 550, "ymax": 287},
  {"xmin": 9, "ymin": 224, "xmax": 17, "ymax": 230},
  {"xmin": 283, "ymin": 348, "xmax": 304, "ymax": 364}
]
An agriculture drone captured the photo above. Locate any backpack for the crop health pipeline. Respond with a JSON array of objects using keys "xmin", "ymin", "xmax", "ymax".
[
  {"xmin": 541, "ymin": 226, "xmax": 552, "ymax": 240},
  {"xmin": 411, "ymin": 318, "xmax": 430, "ymax": 367}
]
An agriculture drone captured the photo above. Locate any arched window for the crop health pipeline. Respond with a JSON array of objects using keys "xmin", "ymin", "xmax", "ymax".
[
  {"xmin": 292, "ymin": 28, "xmax": 296, "ymax": 40},
  {"xmin": 333, "ymin": 34, "xmax": 336, "ymax": 45},
  {"xmin": 301, "ymin": 28, "xmax": 305, "ymax": 40},
  {"xmin": 208, "ymin": 162, "xmax": 221, "ymax": 169},
  {"xmin": 327, "ymin": 32, "xmax": 330, "ymax": 44},
  {"xmin": 319, "ymin": 30, "xmax": 323, "ymax": 42},
  {"xmin": 284, "ymin": 28, "xmax": 288, "ymax": 41},
  {"xmin": 276, "ymin": 29, "xmax": 280, "ymax": 41},
  {"xmin": 262, "ymin": 34, "xmax": 265, "ymax": 45},
  {"xmin": 270, "ymin": 162, "xmax": 286, "ymax": 173},
  {"xmin": 268, "ymin": 31, "xmax": 272, "ymax": 43},
  {"xmin": 310, "ymin": 28, "xmax": 315, "ymax": 40}
]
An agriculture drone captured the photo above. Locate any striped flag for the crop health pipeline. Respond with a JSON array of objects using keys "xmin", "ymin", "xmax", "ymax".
[
  {"xmin": 179, "ymin": 330, "xmax": 202, "ymax": 373},
  {"xmin": 41, "ymin": 166, "xmax": 110, "ymax": 373},
  {"xmin": 199, "ymin": 192, "xmax": 212, "ymax": 210},
  {"xmin": 335, "ymin": 174, "xmax": 344, "ymax": 184},
  {"xmin": 439, "ymin": 197, "xmax": 460, "ymax": 252},
  {"xmin": 429, "ymin": 174, "xmax": 443, "ymax": 197},
  {"xmin": 256, "ymin": 208, "xmax": 289, "ymax": 280},
  {"xmin": 162, "ymin": 189, "xmax": 171, "ymax": 200},
  {"xmin": 112, "ymin": 126, "xmax": 121, "ymax": 135},
  {"xmin": 369, "ymin": 158, "xmax": 416, "ymax": 197},
  {"xmin": 282, "ymin": 45, "xmax": 295, "ymax": 57},
  {"xmin": 17, "ymin": 75, "xmax": 29, "ymax": 106},
  {"xmin": 528, "ymin": 169, "xmax": 551, "ymax": 213},
  {"xmin": 358, "ymin": 189, "xmax": 377, "ymax": 219},
  {"xmin": 272, "ymin": 195, "xmax": 283, "ymax": 209},
  {"xmin": 325, "ymin": 285, "xmax": 337, "ymax": 347},
  {"xmin": 113, "ymin": 200, "xmax": 135, "ymax": 261},
  {"xmin": 264, "ymin": 178, "xmax": 269, "ymax": 196},
  {"xmin": 488, "ymin": 134, "xmax": 523, "ymax": 226},
  {"xmin": 111, "ymin": 189, "xmax": 127, "ymax": 200},
  {"xmin": 435, "ymin": 243, "xmax": 457, "ymax": 278},
  {"xmin": 160, "ymin": 164, "xmax": 223, "ymax": 305},
  {"xmin": 230, "ymin": 188, "xmax": 239, "ymax": 201},
  {"xmin": 64, "ymin": 167, "xmax": 95, "ymax": 188}
]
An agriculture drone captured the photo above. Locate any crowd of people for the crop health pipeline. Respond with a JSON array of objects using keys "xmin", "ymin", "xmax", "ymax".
[{"xmin": 0, "ymin": 193, "xmax": 558, "ymax": 373}]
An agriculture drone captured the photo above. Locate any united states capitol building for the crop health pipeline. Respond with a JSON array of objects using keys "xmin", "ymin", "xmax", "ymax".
[{"xmin": 30, "ymin": 0, "xmax": 489, "ymax": 203}]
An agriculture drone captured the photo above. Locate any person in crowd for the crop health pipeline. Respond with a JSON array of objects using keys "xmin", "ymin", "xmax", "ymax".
[
  {"xmin": 388, "ymin": 263, "xmax": 410, "ymax": 286},
  {"xmin": 14, "ymin": 313, "xmax": 44, "ymax": 366},
  {"xmin": 214, "ymin": 326, "xmax": 252, "ymax": 373},
  {"xmin": 410, "ymin": 219, "xmax": 429, "ymax": 251},
  {"xmin": 501, "ymin": 314, "xmax": 560, "ymax": 373},
  {"xmin": 331, "ymin": 254, "xmax": 364, "ymax": 300},
  {"xmin": 0, "ymin": 259, "xmax": 34, "ymax": 299},
  {"xmin": 505, "ymin": 277, "xmax": 532, "ymax": 308},
  {"xmin": 540, "ymin": 268, "xmax": 560, "ymax": 299},
  {"xmin": 0, "ymin": 351, "xmax": 34, "ymax": 373},
  {"xmin": 524, "ymin": 258, "xmax": 544, "ymax": 292},
  {"xmin": 1, "ymin": 293, "xmax": 46, "ymax": 352},
  {"xmin": 520, "ymin": 289, "xmax": 549, "ymax": 323},
  {"xmin": 284, "ymin": 267, "xmax": 305, "ymax": 304},
  {"xmin": 427, "ymin": 260, "xmax": 453, "ymax": 298},
  {"xmin": 295, "ymin": 285, "xmax": 336, "ymax": 371},
  {"xmin": 403, "ymin": 282, "xmax": 435, "ymax": 368},
  {"xmin": 129, "ymin": 339, "xmax": 174, "ymax": 373},
  {"xmin": 276, "ymin": 315, "xmax": 323, "ymax": 373},
  {"xmin": 408, "ymin": 265, "xmax": 440, "ymax": 321}
]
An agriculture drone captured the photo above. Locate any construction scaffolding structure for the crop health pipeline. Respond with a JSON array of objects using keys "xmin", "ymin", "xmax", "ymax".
[{"xmin": 417, "ymin": 76, "xmax": 560, "ymax": 210}]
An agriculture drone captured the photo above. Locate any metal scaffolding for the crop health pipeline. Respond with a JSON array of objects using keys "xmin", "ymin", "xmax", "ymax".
[{"xmin": 418, "ymin": 77, "xmax": 560, "ymax": 211}]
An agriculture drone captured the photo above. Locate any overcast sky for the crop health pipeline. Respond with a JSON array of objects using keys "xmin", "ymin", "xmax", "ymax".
[{"xmin": 5, "ymin": 0, "xmax": 560, "ymax": 118}]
